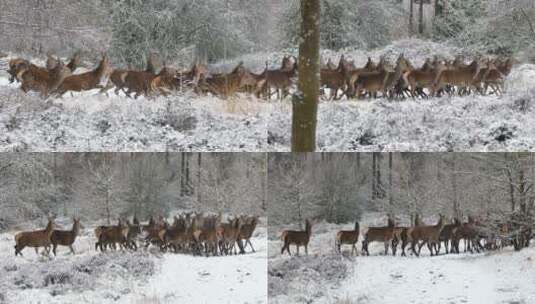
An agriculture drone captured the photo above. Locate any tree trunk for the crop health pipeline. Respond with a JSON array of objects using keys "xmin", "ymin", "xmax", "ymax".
[
  {"xmin": 419, "ymin": 0, "xmax": 425, "ymax": 35},
  {"xmin": 451, "ymin": 154, "xmax": 459, "ymax": 218},
  {"xmin": 389, "ymin": 152, "xmax": 393, "ymax": 207},
  {"xmin": 292, "ymin": 0, "xmax": 320, "ymax": 152},
  {"xmin": 409, "ymin": 0, "xmax": 414, "ymax": 36},
  {"xmin": 372, "ymin": 153, "xmax": 377, "ymax": 200},
  {"xmin": 197, "ymin": 153, "xmax": 202, "ymax": 205}
]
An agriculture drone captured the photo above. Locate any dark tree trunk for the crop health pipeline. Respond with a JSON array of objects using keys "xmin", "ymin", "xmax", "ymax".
[
  {"xmin": 409, "ymin": 0, "xmax": 414, "ymax": 36},
  {"xmin": 419, "ymin": 0, "xmax": 425, "ymax": 35},
  {"xmin": 292, "ymin": 0, "xmax": 320, "ymax": 152},
  {"xmin": 389, "ymin": 152, "xmax": 393, "ymax": 207}
]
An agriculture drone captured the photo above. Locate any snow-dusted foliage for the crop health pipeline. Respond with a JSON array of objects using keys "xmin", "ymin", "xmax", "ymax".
[
  {"xmin": 278, "ymin": 0, "xmax": 406, "ymax": 50},
  {"xmin": 433, "ymin": 0, "xmax": 535, "ymax": 57},
  {"xmin": 268, "ymin": 153, "xmax": 535, "ymax": 235},
  {"xmin": 0, "ymin": 153, "xmax": 266, "ymax": 228},
  {"xmin": 0, "ymin": 86, "xmax": 268, "ymax": 152}
]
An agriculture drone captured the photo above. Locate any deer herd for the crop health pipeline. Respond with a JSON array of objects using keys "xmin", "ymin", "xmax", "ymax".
[
  {"xmin": 280, "ymin": 214, "xmax": 532, "ymax": 257},
  {"xmin": 13, "ymin": 212, "xmax": 259, "ymax": 258},
  {"xmin": 5, "ymin": 51, "xmax": 515, "ymax": 101}
]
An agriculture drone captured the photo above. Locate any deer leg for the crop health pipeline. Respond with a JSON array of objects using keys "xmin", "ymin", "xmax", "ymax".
[
  {"xmin": 247, "ymin": 239, "xmax": 255, "ymax": 253},
  {"xmin": 69, "ymin": 245, "xmax": 75, "ymax": 255},
  {"xmin": 305, "ymin": 245, "xmax": 308, "ymax": 256},
  {"xmin": 296, "ymin": 245, "xmax": 300, "ymax": 256},
  {"xmin": 53, "ymin": 244, "xmax": 58, "ymax": 256},
  {"xmin": 384, "ymin": 241, "xmax": 389, "ymax": 255}
]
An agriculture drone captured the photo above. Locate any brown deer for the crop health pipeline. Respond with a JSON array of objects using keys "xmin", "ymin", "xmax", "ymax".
[
  {"xmin": 217, "ymin": 217, "xmax": 242, "ymax": 255},
  {"xmin": 50, "ymin": 217, "xmax": 83, "ymax": 256},
  {"xmin": 125, "ymin": 218, "xmax": 142, "ymax": 251},
  {"xmin": 431, "ymin": 59, "xmax": 482, "ymax": 97},
  {"xmin": 263, "ymin": 56, "xmax": 297, "ymax": 100},
  {"xmin": 95, "ymin": 219, "xmax": 129, "ymax": 252},
  {"xmin": 53, "ymin": 55, "xmax": 113, "ymax": 97},
  {"xmin": 197, "ymin": 62, "xmax": 248, "ymax": 98},
  {"xmin": 451, "ymin": 216, "xmax": 484, "ymax": 254},
  {"xmin": 437, "ymin": 217, "xmax": 461, "ymax": 254},
  {"xmin": 335, "ymin": 221, "xmax": 360, "ymax": 255},
  {"xmin": 14, "ymin": 218, "xmax": 56, "ymax": 256},
  {"xmin": 393, "ymin": 213, "xmax": 422, "ymax": 256},
  {"xmin": 162, "ymin": 216, "xmax": 188, "ymax": 253},
  {"xmin": 238, "ymin": 216, "xmax": 259, "ymax": 253},
  {"xmin": 17, "ymin": 59, "xmax": 71, "ymax": 98},
  {"xmin": 192, "ymin": 214, "xmax": 220, "ymax": 256},
  {"xmin": 280, "ymin": 219, "xmax": 312, "ymax": 256},
  {"xmin": 362, "ymin": 217, "xmax": 396, "ymax": 256},
  {"xmin": 409, "ymin": 214, "xmax": 446, "ymax": 257}
]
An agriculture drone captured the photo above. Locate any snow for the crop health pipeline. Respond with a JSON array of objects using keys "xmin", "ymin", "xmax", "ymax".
[
  {"xmin": 268, "ymin": 218, "xmax": 535, "ymax": 304},
  {"xmin": 0, "ymin": 219, "xmax": 267, "ymax": 304}
]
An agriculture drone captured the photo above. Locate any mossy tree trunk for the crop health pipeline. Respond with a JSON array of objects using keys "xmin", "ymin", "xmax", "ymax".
[{"xmin": 292, "ymin": 0, "xmax": 320, "ymax": 152}]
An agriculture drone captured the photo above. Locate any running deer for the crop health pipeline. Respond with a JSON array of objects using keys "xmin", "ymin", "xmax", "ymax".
[
  {"xmin": 14, "ymin": 218, "xmax": 56, "ymax": 256},
  {"xmin": 238, "ymin": 216, "xmax": 259, "ymax": 253},
  {"xmin": 198, "ymin": 62, "xmax": 249, "ymax": 98},
  {"xmin": 280, "ymin": 219, "xmax": 312, "ymax": 256},
  {"xmin": 17, "ymin": 59, "xmax": 71, "ymax": 98},
  {"xmin": 50, "ymin": 217, "xmax": 83, "ymax": 256},
  {"xmin": 53, "ymin": 54, "xmax": 113, "ymax": 97},
  {"xmin": 409, "ymin": 214, "xmax": 446, "ymax": 257},
  {"xmin": 336, "ymin": 221, "xmax": 360, "ymax": 255},
  {"xmin": 431, "ymin": 59, "xmax": 482, "ymax": 97}
]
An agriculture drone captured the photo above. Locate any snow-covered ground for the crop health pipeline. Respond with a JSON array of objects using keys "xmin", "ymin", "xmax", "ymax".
[
  {"xmin": 268, "ymin": 218, "xmax": 535, "ymax": 304},
  {"xmin": 0, "ymin": 218, "xmax": 267, "ymax": 304}
]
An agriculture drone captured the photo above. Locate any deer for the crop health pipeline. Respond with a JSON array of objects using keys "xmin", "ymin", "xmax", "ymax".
[
  {"xmin": 431, "ymin": 59, "xmax": 482, "ymax": 97},
  {"xmin": 361, "ymin": 216, "xmax": 396, "ymax": 256},
  {"xmin": 53, "ymin": 54, "xmax": 113, "ymax": 97},
  {"xmin": 450, "ymin": 216, "xmax": 485, "ymax": 254},
  {"xmin": 263, "ymin": 56, "xmax": 298, "ymax": 100},
  {"xmin": 335, "ymin": 221, "xmax": 360, "ymax": 255},
  {"xmin": 162, "ymin": 215, "xmax": 189, "ymax": 253},
  {"xmin": 280, "ymin": 219, "xmax": 312, "ymax": 256},
  {"xmin": 125, "ymin": 218, "xmax": 142, "ymax": 251},
  {"xmin": 409, "ymin": 214, "xmax": 446, "ymax": 257},
  {"xmin": 197, "ymin": 62, "xmax": 249, "ymax": 98},
  {"xmin": 237, "ymin": 216, "xmax": 259, "ymax": 253},
  {"xmin": 17, "ymin": 58, "xmax": 71, "ymax": 98},
  {"xmin": 393, "ymin": 213, "xmax": 422, "ymax": 256},
  {"xmin": 354, "ymin": 56, "xmax": 406, "ymax": 100},
  {"xmin": 436, "ymin": 217, "xmax": 461, "ymax": 254},
  {"xmin": 50, "ymin": 217, "xmax": 83, "ymax": 256},
  {"xmin": 14, "ymin": 218, "xmax": 56, "ymax": 256},
  {"xmin": 95, "ymin": 219, "xmax": 129, "ymax": 252},
  {"xmin": 404, "ymin": 59, "xmax": 441, "ymax": 98},
  {"xmin": 217, "ymin": 217, "xmax": 242, "ymax": 255},
  {"xmin": 192, "ymin": 214, "xmax": 220, "ymax": 256}
]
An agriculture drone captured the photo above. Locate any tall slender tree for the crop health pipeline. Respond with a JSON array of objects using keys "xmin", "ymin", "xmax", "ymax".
[{"xmin": 292, "ymin": 0, "xmax": 320, "ymax": 152}]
